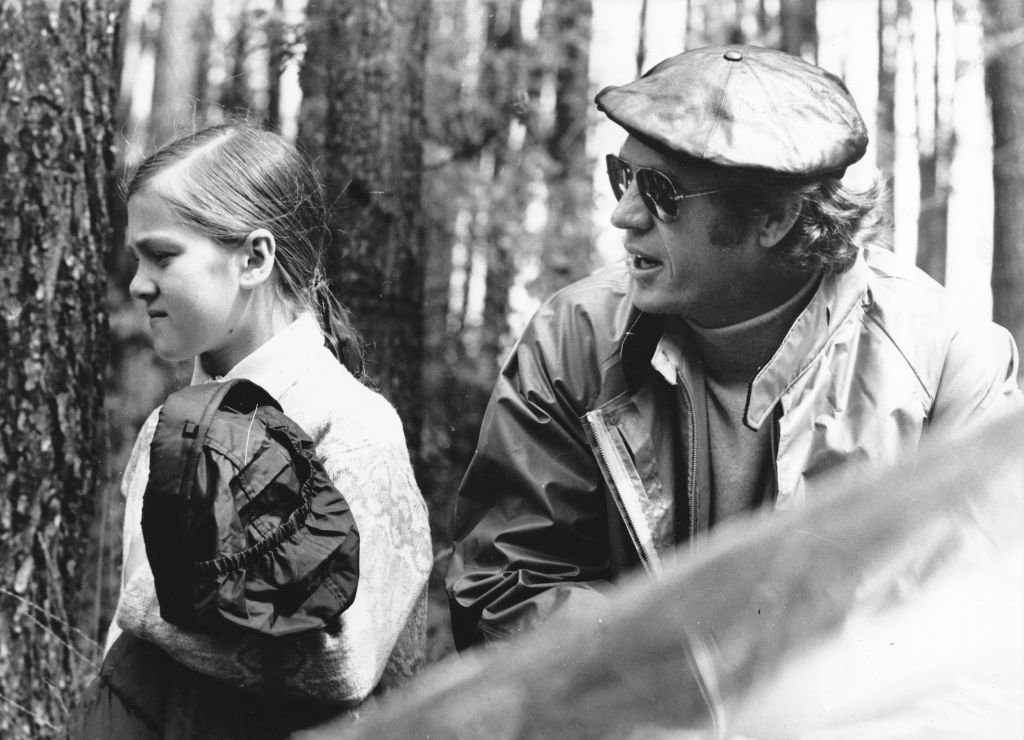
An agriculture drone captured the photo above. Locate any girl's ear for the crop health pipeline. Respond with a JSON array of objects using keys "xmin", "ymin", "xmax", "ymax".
[
  {"xmin": 757, "ymin": 195, "xmax": 802, "ymax": 249},
  {"xmin": 239, "ymin": 228, "xmax": 277, "ymax": 288}
]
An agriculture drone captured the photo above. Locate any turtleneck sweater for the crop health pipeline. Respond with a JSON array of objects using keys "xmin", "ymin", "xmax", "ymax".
[{"xmin": 676, "ymin": 273, "xmax": 820, "ymax": 524}]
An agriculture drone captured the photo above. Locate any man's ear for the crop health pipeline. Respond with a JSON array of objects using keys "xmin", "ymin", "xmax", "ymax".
[
  {"xmin": 758, "ymin": 196, "xmax": 802, "ymax": 249},
  {"xmin": 239, "ymin": 228, "xmax": 277, "ymax": 289}
]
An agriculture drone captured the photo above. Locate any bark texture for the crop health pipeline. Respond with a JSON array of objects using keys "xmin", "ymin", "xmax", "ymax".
[
  {"xmin": 0, "ymin": 1, "xmax": 119, "ymax": 736},
  {"xmin": 535, "ymin": 0, "xmax": 594, "ymax": 298},
  {"xmin": 298, "ymin": 0, "xmax": 430, "ymax": 447}
]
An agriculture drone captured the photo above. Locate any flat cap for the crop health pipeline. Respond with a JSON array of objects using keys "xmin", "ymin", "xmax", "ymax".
[{"xmin": 595, "ymin": 45, "xmax": 868, "ymax": 178}]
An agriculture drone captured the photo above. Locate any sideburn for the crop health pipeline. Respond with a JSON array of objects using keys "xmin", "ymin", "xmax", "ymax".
[{"xmin": 707, "ymin": 195, "xmax": 760, "ymax": 248}]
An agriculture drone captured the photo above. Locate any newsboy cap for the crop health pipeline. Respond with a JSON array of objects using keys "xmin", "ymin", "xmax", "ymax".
[{"xmin": 595, "ymin": 45, "xmax": 868, "ymax": 178}]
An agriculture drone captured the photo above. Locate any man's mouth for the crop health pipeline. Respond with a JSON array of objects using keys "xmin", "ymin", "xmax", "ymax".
[
  {"xmin": 631, "ymin": 253, "xmax": 662, "ymax": 270},
  {"xmin": 148, "ymin": 310, "xmax": 167, "ymax": 319}
]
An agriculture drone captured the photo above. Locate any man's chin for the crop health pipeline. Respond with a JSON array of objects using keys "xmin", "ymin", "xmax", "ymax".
[
  {"xmin": 626, "ymin": 282, "xmax": 684, "ymax": 317},
  {"xmin": 629, "ymin": 293, "xmax": 681, "ymax": 317}
]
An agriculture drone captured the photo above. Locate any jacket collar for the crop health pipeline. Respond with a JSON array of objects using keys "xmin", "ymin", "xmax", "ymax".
[
  {"xmin": 630, "ymin": 250, "xmax": 872, "ymax": 429},
  {"xmin": 190, "ymin": 313, "xmax": 325, "ymax": 400},
  {"xmin": 620, "ymin": 307, "xmax": 666, "ymax": 392},
  {"xmin": 745, "ymin": 251, "xmax": 871, "ymax": 428}
]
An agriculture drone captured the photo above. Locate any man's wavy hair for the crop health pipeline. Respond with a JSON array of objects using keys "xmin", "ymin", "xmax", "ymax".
[{"xmin": 710, "ymin": 172, "xmax": 891, "ymax": 275}]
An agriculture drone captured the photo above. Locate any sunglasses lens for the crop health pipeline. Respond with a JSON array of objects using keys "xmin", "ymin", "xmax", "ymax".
[
  {"xmin": 606, "ymin": 155, "xmax": 631, "ymax": 200},
  {"xmin": 636, "ymin": 168, "xmax": 679, "ymax": 221}
]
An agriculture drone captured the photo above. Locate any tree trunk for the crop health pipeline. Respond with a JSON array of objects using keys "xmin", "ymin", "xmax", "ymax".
[
  {"xmin": 684, "ymin": 0, "xmax": 695, "ymax": 48},
  {"xmin": 219, "ymin": 1, "xmax": 253, "ymax": 117},
  {"xmin": 779, "ymin": 0, "xmax": 818, "ymax": 61},
  {"xmin": 0, "ymin": 1, "xmax": 119, "ymax": 736},
  {"xmin": 477, "ymin": 0, "xmax": 523, "ymax": 369},
  {"xmin": 265, "ymin": 0, "xmax": 286, "ymax": 131},
  {"xmin": 687, "ymin": 0, "xmax": 748, "ymax": 46},
  {"xmin": 298, "ymin": 0, "xmax": 430, "ymax": 449},
  {"xmin": 875, "ymin": 0, "xmax": 899, "ymax": 247},
  {"xmin": 756, "ymin": 0, "xmax": 769, "ymax": 37},
  {"xmin": 876, "ymin": 0, "xmax": 897, "ymax": 177},
  {"xmin": 149, "ymin": 0, "xmax": 210, "ymax": 147},
  {"xmin": 915, "ymin": 0, "xmax": 952, "ymax": 283},
  {"xmin": 981, "ymin": 0, "xmax": 1024, "ymax": 361},
  {"xmin": 417, "ymin": 3, "xmax": 518, "ymax": 651},
  {"xmin": 535, "ymin": 0, "xmax": 594, "ymax": 298},
  {"xmin": 636, "ymin": 0, "xmax": 649, "ymax": 75}
]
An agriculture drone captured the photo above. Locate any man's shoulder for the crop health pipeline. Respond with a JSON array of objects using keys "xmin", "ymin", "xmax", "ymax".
[
  {"xmin": 526, "ymin": 261, "xmax": 634, "ymax": 343},
  {"xmin": 856, "ymin": 247, "xmax": 1014, "ymax": 392},
  {"xmin": 507, "ymin": 262, "xmax": 643, "ymax": 407},
  {"xmin": 542, "ymin": 260, "xmax": 631, "ymax": 308},
  {"xmin": 860, "ymin": 246, "xmax": 977, "ymax": 334},
  {"xmin": 863, "ymin": 246, "xmax": 944, "ymax": 298}
]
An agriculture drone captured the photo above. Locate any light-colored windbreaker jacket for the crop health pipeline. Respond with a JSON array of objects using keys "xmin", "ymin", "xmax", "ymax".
[{"xmin": 447, "ymin": 247, "xmax": 1020, "ymax": 649}]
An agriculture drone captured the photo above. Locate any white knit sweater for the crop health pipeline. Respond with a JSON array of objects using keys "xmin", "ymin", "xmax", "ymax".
[{"xmin": 108, "ymin": 314, "xmax": 432, "ymax": 705}]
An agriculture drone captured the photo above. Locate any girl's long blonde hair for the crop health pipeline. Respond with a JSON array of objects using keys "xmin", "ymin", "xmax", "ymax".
[{"xmin": 126, "ymin": 122, "xmax": 365, "ymax": 377}]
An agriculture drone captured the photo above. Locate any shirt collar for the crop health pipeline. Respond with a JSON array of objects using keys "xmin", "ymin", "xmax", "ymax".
[
  {"xmin": 682, "ymin": 273, "xmax": 820, "ymax": 383},
  {"xmin": 649, "ymin": 252, "xmax": 870, "ymax": 427},
  {"xmin": 190, "ymin": 313, "xmax": 325, "ymax": 399}
]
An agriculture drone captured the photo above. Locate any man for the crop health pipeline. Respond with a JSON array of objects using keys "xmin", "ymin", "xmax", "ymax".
[{"xmin": 446, "ymin": 45, "xmax": 1020, "ymax": 650}]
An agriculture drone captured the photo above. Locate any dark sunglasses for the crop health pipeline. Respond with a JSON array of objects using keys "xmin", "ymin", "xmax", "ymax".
[{"xmin": 605, "ymin": 154, "xmax": 732, "ymax": 222}]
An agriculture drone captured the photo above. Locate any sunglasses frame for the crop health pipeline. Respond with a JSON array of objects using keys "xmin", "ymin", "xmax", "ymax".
[{"xmin": 606, "ymin": 154, "xmax": 732, "ymax": 222}]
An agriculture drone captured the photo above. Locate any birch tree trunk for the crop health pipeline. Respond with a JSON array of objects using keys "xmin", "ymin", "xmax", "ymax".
[{"xmin": 0, "ymin": 1, "xmax": 119, "ymax": 736}]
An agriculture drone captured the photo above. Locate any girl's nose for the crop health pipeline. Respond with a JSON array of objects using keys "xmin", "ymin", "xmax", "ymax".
[
  {"xmin": 609, "ymin": 183, "xmax": 654, "ymax": 232},
  {"xmin": 128, "ymin": 266, "xmax": 156, "ymax": 301}
]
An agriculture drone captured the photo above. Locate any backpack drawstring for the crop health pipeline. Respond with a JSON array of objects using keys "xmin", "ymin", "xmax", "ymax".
[{"xmin": 243, "ymin": 405, "xmax": 259, "ymax": 466}]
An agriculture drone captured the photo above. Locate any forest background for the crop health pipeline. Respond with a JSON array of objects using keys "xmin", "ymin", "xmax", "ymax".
[{"xmin": 1, "ymin": 0, "xmax": 1022, "ymax": 736}]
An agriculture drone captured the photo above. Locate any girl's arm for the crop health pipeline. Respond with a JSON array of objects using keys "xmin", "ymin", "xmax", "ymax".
[
  {"xmin": 115, "ymin": 397, "xmax": 432, "ymax": 704},
  {"xmin": 104, "ymin": 409, "xmax": 159, "ymax": 656}
]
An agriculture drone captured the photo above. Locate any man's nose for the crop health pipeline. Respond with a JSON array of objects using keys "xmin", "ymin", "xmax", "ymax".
[{"xmin": 610, "ymin": 183, "xmax": 653, "ymax": 231}]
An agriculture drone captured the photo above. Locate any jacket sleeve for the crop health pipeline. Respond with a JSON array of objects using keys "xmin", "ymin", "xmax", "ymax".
[
  {"xmin": 446, "ymin": 296, "xmax": 618, "ymax": 650},
  {"xmin": 928, "ymin": 320, "xmax": 1022, "ymax": 433}
]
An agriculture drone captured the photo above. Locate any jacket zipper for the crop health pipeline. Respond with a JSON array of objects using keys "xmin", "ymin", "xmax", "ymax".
[
  {"xmin": 769, "ymin": 406, "xmax": 780, "ymax": 503},
  {"xmin": 678, "ymin": 371, "xmax": 699, "ymax": 540},
  {"xmin": 584, "ymin": 411, "xmax": 662, "ymax": 578}
]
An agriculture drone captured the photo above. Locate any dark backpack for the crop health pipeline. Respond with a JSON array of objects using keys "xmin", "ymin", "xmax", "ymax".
[{"xmin": 142, "ymin": 378, "xmax": 359, "ymax": 637}]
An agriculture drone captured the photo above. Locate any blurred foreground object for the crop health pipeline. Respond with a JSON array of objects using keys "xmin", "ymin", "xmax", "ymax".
[{"xmin": 318, "ymin": 407, "xmax": 1024, "ymax": 739}]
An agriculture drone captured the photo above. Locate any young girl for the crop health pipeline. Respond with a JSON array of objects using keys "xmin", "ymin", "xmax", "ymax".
[{"xmin": 70, "ymin": 122, "xmax": 432, "ymax": 737}]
